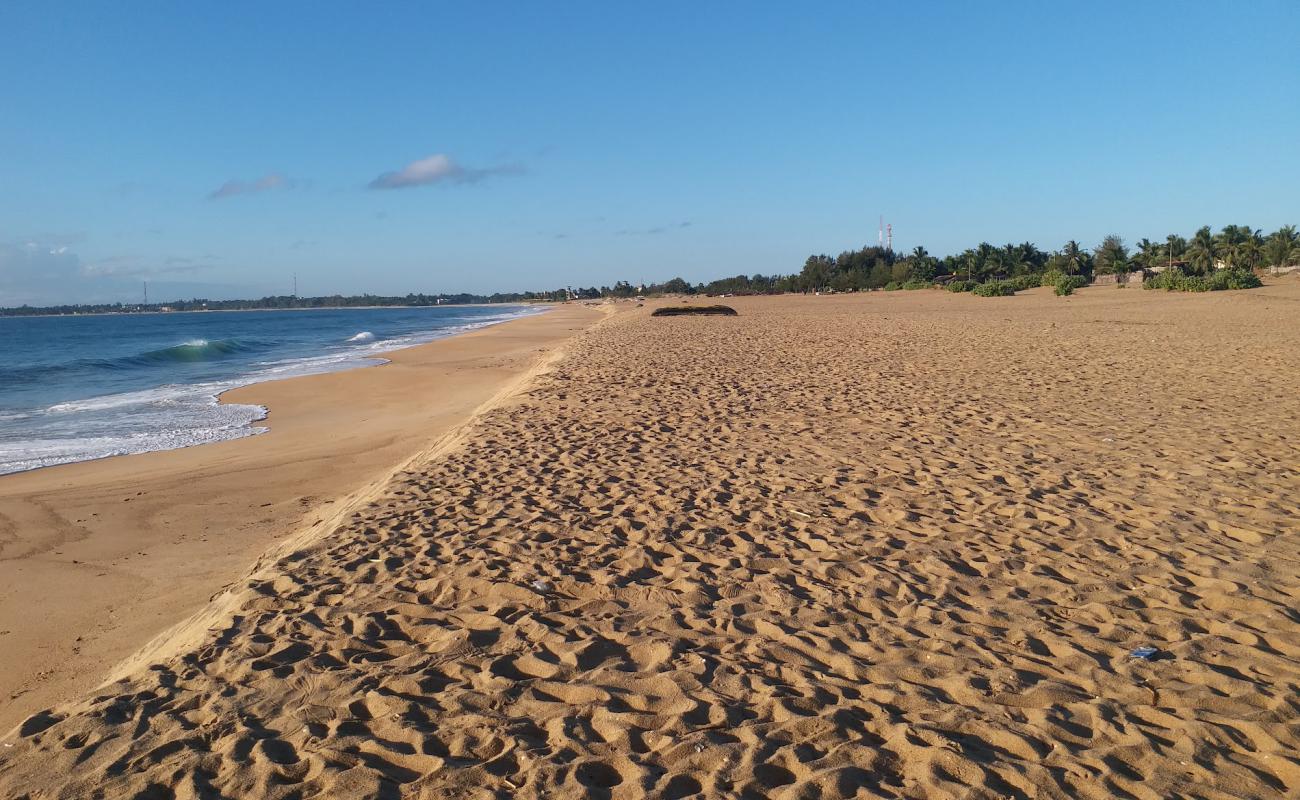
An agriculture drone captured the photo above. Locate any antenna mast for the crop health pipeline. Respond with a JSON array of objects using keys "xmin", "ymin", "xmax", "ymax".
[
  {"xmin": 143, "ymin": 281, "xmax": 148, "ymax": 305},
  {"xmin": 886, "ymin": 223, "xmax": 892, "ymax": 252},
  {"xmin": 293, "ymin": 272, "xmax": 298, "ymax": 298},
  {"xmin": 878, "ymin": 215, "xmax": 883, "ymax": 249}
]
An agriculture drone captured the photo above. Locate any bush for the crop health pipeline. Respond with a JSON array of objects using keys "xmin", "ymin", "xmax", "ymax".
[
  {"xmin": 1040, "ymin": 269, "xmax": 1066, "ymax": 287},
  {"xmin": 1208, "ymin": 268, "xmax": 1263, "ymax": 290},
  {"xmin": 1144, "ymin": 267, "xmax": 1260, "ymax": 292},
  {"xmin": 1054, "ymin": 275, "xmax": 1088, "ymax": 296},
  {"xmin": 901, "ymin": 280, "xmax": 931, "ymax": 290},
  {"xmin": 972, "ymin": 280, "xmax": 1016, "ymax": 297},
  {"xmin": 883, "ymin": 282, "xmax": 901, "ymax": 291},
  {"xmin": 1143, "ymin": 270, "xmax": 1180, "ymax": 291},
  {"xmin": 995, "ymin": 275, "xmax": 1038, "ymax": 292},
  {"xmin": 947, "ymin": 280, "xmax": 976, "ymax": 293},
  {"xmin": 651, "ymin": 305, "xmax": 738, "ymax": 316}
]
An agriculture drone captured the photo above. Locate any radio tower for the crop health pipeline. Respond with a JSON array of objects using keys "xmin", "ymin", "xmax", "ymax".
[
  {"xmin": 878, "ymin": 215, "xmax": 883, "ymax": 248},
  {"xmin": 886, "ymin": 223, "xmax": 892, "ymax": 252},
  {"xmin": 143, "ymin": 281, "xmax": 148, "ymax": 305}
]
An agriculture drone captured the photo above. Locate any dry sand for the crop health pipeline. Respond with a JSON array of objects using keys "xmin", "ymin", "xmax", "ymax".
[
  {"xmin": 0, "ymin": 304, "xmax": 602, "ymax": 734},
  {"xmin": 2, "ymin": 284, "xmax": 1298, "ymax": 799}
]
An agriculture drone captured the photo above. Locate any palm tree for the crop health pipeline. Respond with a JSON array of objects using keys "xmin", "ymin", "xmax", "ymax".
[
  {"xmin": 1135, "ymin": 238, "xmax": 1163, "ymax": 270},
  {"xmin": 907, "ymin": 246, "xmax": 936, "ymax": 281},
  {"xmin": 1265, "ymin": 225, "xmax": 1299, "ymax": 273},
  {"xmin": 1215, "ymin": 224, "xmax": 1253, "ymax": 268},
  {"xmin": 1239, "ymin": 231, "xmax": 1264, "ymax": 270},
  {"xmin": 1059, "ymin": 240, "xmax": 1090, "ymax": 275},
  {"xmin": 1165, "ymin": 234, "xmax": 1187, "ymax": 267},
  {"xmin": 1187, "ymin": 226, "xmax": 1217, "ymax": 274}
]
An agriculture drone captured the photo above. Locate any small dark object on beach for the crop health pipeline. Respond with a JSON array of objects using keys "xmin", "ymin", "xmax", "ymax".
[
  {"xmin": 1129, "ymin": 645, "xmax": 1172, "ymax": 661},
  {"xmin": 651, "ymin": 305, "xmax": 738, "ymax": 317}
]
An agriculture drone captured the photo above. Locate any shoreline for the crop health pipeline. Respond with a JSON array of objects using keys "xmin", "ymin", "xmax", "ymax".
[
  {"xmin": 0, "ymin": 304, "xmax": 549, "ymax": 478},
  {"xmin": 0, "ymin": 302, "xmax": 604, "ymax": 732}
]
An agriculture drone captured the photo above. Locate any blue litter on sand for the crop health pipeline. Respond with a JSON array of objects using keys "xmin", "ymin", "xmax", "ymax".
[{"xmin": 1130, "ymin": 646, "xmax": 1160, "ymax": 660}]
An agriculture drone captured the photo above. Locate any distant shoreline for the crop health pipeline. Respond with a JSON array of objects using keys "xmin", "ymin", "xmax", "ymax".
[{"xmin": 0, "ymin": 300, "xmax": 556, "ymax": 320}]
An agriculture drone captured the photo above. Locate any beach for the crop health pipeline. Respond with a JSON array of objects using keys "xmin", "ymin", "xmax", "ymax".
[
  {"xmin": 0, "ymin": 304, "xmax": 603, "ymax": 733},
  {"xmin": 2, "ymin": 284, "xmax": 1299, "ymax": 798}
]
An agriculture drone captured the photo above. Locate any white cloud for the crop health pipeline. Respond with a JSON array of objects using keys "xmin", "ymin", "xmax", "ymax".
[{"xmin": 368, "ymin": 154, "xmax": 522, "ymax": 190}]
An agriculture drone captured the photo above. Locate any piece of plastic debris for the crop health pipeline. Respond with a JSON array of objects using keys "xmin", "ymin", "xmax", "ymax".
[
  {"xmin": 530, "ymin": 579, "xmax": 553, "ymax": 593},
  {"xmin": 1129, "ymin": 645, "xmax": 1160, "ymax": 660}
]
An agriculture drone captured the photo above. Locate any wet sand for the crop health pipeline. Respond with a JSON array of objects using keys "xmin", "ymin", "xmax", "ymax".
[
  {"xmin": 0, "ymin": 303, "xmax": 603, "ymax": 733},
  {"xmin": 2, "ymin": 284, "xmax": 1298, "ymax": 798}
]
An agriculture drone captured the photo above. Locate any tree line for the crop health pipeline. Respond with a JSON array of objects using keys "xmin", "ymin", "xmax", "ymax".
[
  {"xmin": 564, "ymin": 223, "xmax": 1298, "ymax": 298},
  {"xmin": 3, "ymin": 224, "xmax": 1295, "ymax": 316}
]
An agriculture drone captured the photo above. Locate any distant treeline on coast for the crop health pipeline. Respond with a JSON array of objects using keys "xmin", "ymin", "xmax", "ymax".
[
  {"xmin": 579, "ymin": 223, "xmax": 1299, "ymax": 298},
  {"xmin": 5, "ymin": 224, "xmax": 1296, "ymax": 316},
  {"xmin": 0, "ymin": 291, "xmax": 560, "ymax": 317}
]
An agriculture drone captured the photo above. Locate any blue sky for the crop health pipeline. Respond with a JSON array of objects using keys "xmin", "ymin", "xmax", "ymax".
[{"xmin": 2, "ymin": 1, "xmax": 1297, "ymax": 305}]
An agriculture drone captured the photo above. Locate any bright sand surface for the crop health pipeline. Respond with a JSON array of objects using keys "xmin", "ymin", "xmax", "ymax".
[
  {"xmin": 2, "ymin": 284, "xmax": 1299, "ymax": 798},
  {"xmin": 0, "ymin": 303, "xmax": 603, "ymax": 733}
]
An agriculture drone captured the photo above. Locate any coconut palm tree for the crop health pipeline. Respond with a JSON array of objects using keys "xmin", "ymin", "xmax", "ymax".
[
  {"xmin": 1187, "ymin": 226, "xmax": 1217, "ymax": 274},
  {"xmin": 1265, "ymin": 225, "xmax": 1299, "ymax": 273},
  {"xmin": 1239, "ymin": 231, "xmax": 1264, "ymax": 270},
  {"xmin": 1165, "ymin": 234, "xmax": 1187, "ymax": 267},
  {"xmin": 1059, "ymin": 240, "xmax": 1091, "ymax": 275},
  {"xmin": 1215, "ymin": 224, "xmax": 1254, "ymax": 268},
  {"xmin": 1135, "ymin": 238, "xmax": 1164, "ymax": 270},
  {"xmin": 907, "ymin": 246, "xmax": 937, "ymax": 281}
]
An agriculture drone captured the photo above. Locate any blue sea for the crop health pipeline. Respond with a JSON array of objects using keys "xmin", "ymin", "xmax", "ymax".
[{"xmin": 0, "ymin": 305, "xmax": 541, "ymax": 475}]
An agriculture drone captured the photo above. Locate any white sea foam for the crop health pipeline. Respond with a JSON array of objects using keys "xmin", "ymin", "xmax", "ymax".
[{"xmin": 0, "ymin": 306, "xmax": 545, "ymax": 476}]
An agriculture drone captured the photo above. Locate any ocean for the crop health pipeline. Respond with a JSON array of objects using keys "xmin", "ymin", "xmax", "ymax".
[{"xmin": 0, "ymin": 305, "xmax": 542, "ymax": 475}]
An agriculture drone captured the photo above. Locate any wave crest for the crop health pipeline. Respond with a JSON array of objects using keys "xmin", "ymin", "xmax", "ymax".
[{"xmin": 133, "ymin": 339, "xmax": 258, "ymax": 365}]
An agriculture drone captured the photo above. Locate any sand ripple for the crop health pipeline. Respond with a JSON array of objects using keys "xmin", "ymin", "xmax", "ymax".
[{"xmin": 3, "ymin": 287, "xmax": 1299, "ymax": 799}]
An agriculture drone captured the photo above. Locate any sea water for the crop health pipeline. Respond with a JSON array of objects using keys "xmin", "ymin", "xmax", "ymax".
[{"xmin": 0, "ymin": 305, "xmax": 541, "ymax": 475}]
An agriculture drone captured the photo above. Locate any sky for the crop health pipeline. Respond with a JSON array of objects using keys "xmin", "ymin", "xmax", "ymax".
[{"xmin": 2, "ymin": 1, "xmax": 1298, "ymax": 305}]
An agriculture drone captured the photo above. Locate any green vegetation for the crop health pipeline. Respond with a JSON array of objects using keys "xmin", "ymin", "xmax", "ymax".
[
  {"xmin": 1054, "ymin": 275, "xmax": 1088, "ymax": 296},
  {"xmin": 971, "ymin": 280, "xmax": 1016, "ymax": 297},
  {"xmin": 1003, "ymin": 275, "xmax": 1041, "ymax": 292},
  {"xmin": 774, "ymin": 224, "xmax": 1289, "ymax": 296},
  {"xmin": 1039, "ymin": 270, "xmax": 1065, "ymax": 287},
  {"xmin": 3, "ymin": 224, "xmax": 1291, "ymax": 317},
  {"xmin": 1144, "ymin": 268, "xmax": 1262, "ymax": 292}
]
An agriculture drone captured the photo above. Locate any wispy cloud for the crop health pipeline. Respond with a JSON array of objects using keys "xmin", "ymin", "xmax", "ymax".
[
  {"xmin": 81, "ymin": 254, "xmax": 217, "ymax": 278},
  {"xmin": 368, "ymin": 153, "xmax": 523, "ymax": 190},
  {"xmin": 208, "ymin": 173, "xmax": 295, "ymax": 200},
  {"xmin": 615, "ymin": 221, "xmax": 693, "ymax": 236},
  {"xmin": 0, "ymin": 237, "xmax": 240, "ymax": 307}
]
